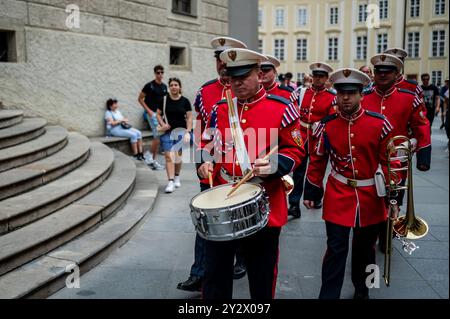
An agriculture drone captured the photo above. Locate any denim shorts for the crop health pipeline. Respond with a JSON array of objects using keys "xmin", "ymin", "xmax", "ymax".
[
  {"xmin": 160, "ymin": 130, "xmax": 184, "ymax": 152},
  {"xmin": 145, "ymin": 112, "xmax": 161, "ymax": 137}
]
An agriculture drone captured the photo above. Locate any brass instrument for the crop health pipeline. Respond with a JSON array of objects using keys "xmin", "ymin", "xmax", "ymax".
[{"xmin": 384, "ymin": 136, "xmax": 429, "ymax": 286}]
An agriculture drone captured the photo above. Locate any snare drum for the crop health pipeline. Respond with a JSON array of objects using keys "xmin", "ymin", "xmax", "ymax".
[{"xmin": 190, "ymin": 183, "xmax": 270, "ymax": 241}]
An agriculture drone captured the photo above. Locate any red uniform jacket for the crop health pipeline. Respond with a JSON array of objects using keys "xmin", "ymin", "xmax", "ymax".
[
  {"xmin": 304, "ymin": 108, "xmax": 394, "ymax": 227},
  {"xmin": 362, "ymin": 86, "xmax": 431, "ymax": 170},
  {"xmin": 193, "ymin": 78, "xmax": 233, "ymax": 184},
  {"xmin": 265, "ymin": 81, "xmax": 298, "ymax": 106},
  {"xmin": 200, "ymin": 87, "xmax": 306, "ymax": 227},
  {"xmin": 396, "ymin": 76, "xmax": 424, "ymax": 98},
  {"xmin": 298, "ymin": 87, "xmax": 336, "ymax": 153}
]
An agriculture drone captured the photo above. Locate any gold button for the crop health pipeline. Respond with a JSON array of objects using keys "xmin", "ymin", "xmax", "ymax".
[
  {"xmin": 353, "ymin": 157, "xmax": 357, "ymax": 162},
  {"xmin": 382, "ymin": 106, "xmax": 386, "ymax": 110},
  {"xmin": 350, "ymin": 121, "xmax": 354, "ymax": 125},
  {"xmin": 312, "ymin": 99, "xmax": 315, "ymax": 103},
  {"xmin": 244, "ymin": 106, "xmax": 249, "ymax": 111},
  {"xmin": 355, "ymin": 170, "xmax": 359, "ymax": 175},
  {"xmin": 241, "ymin": 119, "xmax": 247, "ymax": 124},
  {"xmin": 350, "ymin": 133, "xmax": 355, "ymax": 138},
  {"xmin": 351, "ymin": 145, "xmax": 355, "ymax": 150},
  {"xmin": 236, "ymin": 161, "xmax": 240, "ymax": 166}
]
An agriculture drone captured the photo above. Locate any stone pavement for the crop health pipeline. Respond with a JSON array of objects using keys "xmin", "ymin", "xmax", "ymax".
[{"xmin": 51, "ymin": 122, "xmax": 449, "ymax": 299}]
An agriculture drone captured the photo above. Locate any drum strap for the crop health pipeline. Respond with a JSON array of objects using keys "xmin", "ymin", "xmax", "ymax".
[{"xmin": 228, "ymin": 97, "xmax": 252, "ymax": 174}]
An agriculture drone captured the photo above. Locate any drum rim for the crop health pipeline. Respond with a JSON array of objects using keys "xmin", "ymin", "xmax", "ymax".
[{"xmin": 190, "ymin": 183, "xmax": 265, "ymax": 212}]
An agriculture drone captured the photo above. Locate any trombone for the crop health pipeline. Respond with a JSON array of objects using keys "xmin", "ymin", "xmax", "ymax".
[{"xmin": 384, "ymin": 136, "xmax": 429, "ymax": 286}]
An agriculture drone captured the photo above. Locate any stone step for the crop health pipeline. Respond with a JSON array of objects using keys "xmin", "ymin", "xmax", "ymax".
[
  {"xmin": 0, "ymin": 133, "xmax": 90, "ymax": 201},
  {"xmin": 0, "ymin": 143, "xmax": 121, "ymax": 277},
  {"xmin": 0, "ymin": 126, "xmax": 68, "ymax": 173},
  {"xmin": 91, "ymin": 130, "xmax": 154, "ymax": 155},
  {"xmin": 0, "ymin": 110, "xmax": 24, "ymax": 129},
  {"xmin": 0, "ymin": 143, "xmax": 124, "ymax": 234},
  {"xmin": 0, "ymin": 161, "xmax": 157, "ymax": 299},
  {"xmin": 0, "ymin": 118, "xmax": 47, "ymax": 149}
]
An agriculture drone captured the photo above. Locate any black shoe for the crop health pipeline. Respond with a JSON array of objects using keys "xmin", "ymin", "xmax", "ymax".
[
  {"xmin": 177, "ymin": 275, "xmax": 202, "ymax": 292},
  {"xmin": 233, "ymin": 263, "xmax": 246, "ymax": 280},
  {"xmin": 353, "ymin": 290, "xmax": 369, "ymax": 300},
  {"xmin": 314, "ymin": 201, "xmax": 322, "ymax": 209},
  {"xmin": 288, "ymin": 205, "xmax": 301, "ymax": 219}
]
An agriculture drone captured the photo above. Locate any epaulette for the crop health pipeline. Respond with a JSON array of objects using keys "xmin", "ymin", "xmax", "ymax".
[
  {"xmin": 267, "ymin": 94, "xmax": 291, "ymax": 106},
  {"xmin": 404, "ymin": 79, "xmax": 418, "ymax": 85},
  {"xmin": 398, "ymin": 88, "xmax": 415, "ymax": 96},
  {"xmin": 201, "ymin": 79, "xmax": 219, "ymax": 88},
  {"xmin": 278, "ymin": 85, "xmax": 294, "ymax": 93},
  {"xmin": 363, "ymin": 87, "xmax": 375, "ymax": 96},
  {"xmin": 216, "ymin": 98, "xmax": 227, "ymax": 105},
  {"xmin": 320, "ymin": 113, "xmax": 338, "ymax": 124},
  {"xmin": 365, "ymin": 110, "xmax": 385, "ymax": 120},
  {"xmin": 326, "ymin": 89, "xmax": 337, "ymax": 95}
]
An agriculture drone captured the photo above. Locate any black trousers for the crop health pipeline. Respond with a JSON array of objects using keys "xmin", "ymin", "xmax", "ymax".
[
  {"xmin": 289, "ymin": 142, "xmax": 309, "ymax": 205},
  {"xmin": 203, "ymin": 226, "xmax": 281, "ymax": 299},
  {"xmin": 319, "ymin": 221, "xmax": 378, "ymax": 299}
]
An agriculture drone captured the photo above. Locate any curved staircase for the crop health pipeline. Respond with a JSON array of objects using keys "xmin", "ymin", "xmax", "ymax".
[{"xmin": 0, "ymin": 109, "xmax": 159, "ymax": 298}]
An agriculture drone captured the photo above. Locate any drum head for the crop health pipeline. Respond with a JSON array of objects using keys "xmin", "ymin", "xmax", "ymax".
[{"xmin": 191, "ymin": 183, "xmax": 262, "ymax": 210}]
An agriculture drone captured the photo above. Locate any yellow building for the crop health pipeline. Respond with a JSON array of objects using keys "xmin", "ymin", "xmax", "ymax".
[{"xmin": 258, "ymin": 0, "xmax": 449, "ymax": 85}]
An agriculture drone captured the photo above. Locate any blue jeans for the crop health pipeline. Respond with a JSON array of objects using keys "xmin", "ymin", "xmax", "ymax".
[
  {"xmin": 144, "ymin": 112, "xmax": 161, "ymax": 137},
  {"xmin": 110, "ymin": 126, "xmax": 142, "ymax": 144}
]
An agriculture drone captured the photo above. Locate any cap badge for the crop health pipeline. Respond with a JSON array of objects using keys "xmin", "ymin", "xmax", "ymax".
[
  {"xmin": 228, "ymin": 50, "xmax": 237, "ymax": 61},
  {"xmin": 380, "ymin": 55, "xmax": 386, "ymax": 62},
  {"xmin": 218, "ymin": 38, "xmax": 226, "ymax": 46},
  {"xmin": 343, "ymin": 69, "xmax": 352, "ymax": 77},
  {"xmin": 393, "ymin": 49, "xmax": 398, "ymax": 54},
  {"xmin": 317, "ymin": 63, "xmax": 322, "ymax": 68}
]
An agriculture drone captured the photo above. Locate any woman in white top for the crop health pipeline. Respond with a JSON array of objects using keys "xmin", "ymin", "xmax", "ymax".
[{"xmin": 104, "ymin": 98, "xmax": 144, "ymax": 160}]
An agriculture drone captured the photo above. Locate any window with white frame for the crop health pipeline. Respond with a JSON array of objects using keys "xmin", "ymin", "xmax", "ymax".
[
  {"xmin": 274, "ymin": 39, "xmax": 285, "ymax": 61},
  {"xmin": 258, "ymin": 39, "xmax": 263, "ymax": 53},
  {"xmin": 296, "ymin": 38, "xmax": 308, "ymax": 61},
  {"xmin": 431, "ymin": 71, "xmax": 443, "ymax": 86},
  {"xmin": 432, "ymin": 30, "xmax": 446, "ymax": 57},
  {"xmin": 275, "ymin": 7, "xmax": 285, "ymax": 28},
  {"xmin": 435, "ymin": 0, "xmax": 446, "ymax": 15},
  {"xmin": 297, "ymin": 7, "xmax": 308, "ymax": 27},
  {"xmin": 407, "ymin": 32, "xmax": 420, "ymax": 58},
  {"xmin": 329, "ymin": 6, "xmax": 339, "ymax": 25},
  {"xmin": 297, "ymin": 73, "xmax": 306, "ymax": 83},
  {"xmin": 358, "ymin": 3, "xmax": 368, "ymax": 23},
  {"xmin": 379, "ymin": 0, "xmax": 389, "ymax": 19},
  {"xmin": 410, "ymin": 0, "xmax": 420, "ymax": 18},
  {"xmin": 328, "ymin": 37, "xmax": 339, "ymax": 60},
  {"xmin": 356, "ymin": 35, "xmax": 368, "ymax": 60},
  {"xmin": 258, "ymin": 8, "xmax": 263, "ymax": 28},
  {"xmin": 377, "ymin": 33, "xmax": 388, "ymax": 53}
]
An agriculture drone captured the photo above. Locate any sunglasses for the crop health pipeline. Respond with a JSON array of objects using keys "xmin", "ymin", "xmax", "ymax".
[{"xmin": 156, "ymin": 71, "xmax": 164, "ymax": 75}]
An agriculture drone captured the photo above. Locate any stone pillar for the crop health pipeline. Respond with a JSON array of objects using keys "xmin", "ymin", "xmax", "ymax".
[{"xmin": 228, "ymin": 0, "xmax": 258, "ymax": 51}]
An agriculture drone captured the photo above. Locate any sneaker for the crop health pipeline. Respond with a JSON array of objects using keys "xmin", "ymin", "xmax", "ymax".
[
  {"xmin": 152, "ymin": 161, "xmax": 165, "ymax": 170},
  {"xmin": 165, "ymin": 181, "xmax": 175, "ymax": 193},
  {"xmin": 174, "ymin": 176, "xmax": 181, "ymax": 188},
  {"xmin": 133, "ymin": 154, "xmax": 143, "ymax": 161}
]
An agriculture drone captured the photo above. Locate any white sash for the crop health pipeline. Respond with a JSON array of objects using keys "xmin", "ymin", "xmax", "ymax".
[
  {"xmin": 297, "ymin": 87, "xmax": 307, "ymax": 108},
  {"xmin": 228, "ymin": 97, "xmax": 252, "ymax": 174}
]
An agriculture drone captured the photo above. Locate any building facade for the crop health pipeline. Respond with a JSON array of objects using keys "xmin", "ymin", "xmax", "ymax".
[
  {"xmin": 0, "ymin": 0, "xmax": 229, "ymax": 135},
  {"xmin": 258, "ymin": 0, "xmax": 449, "ymax": 85}
]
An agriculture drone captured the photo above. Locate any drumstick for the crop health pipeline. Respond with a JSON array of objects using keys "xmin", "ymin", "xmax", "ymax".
[
  {"xmin": 226, "ymin": 146, "xmax": 278, "ymax": 198},
  {"xmin": 208, "ymin": 171, "xmax": 213, "ymax": 188}
]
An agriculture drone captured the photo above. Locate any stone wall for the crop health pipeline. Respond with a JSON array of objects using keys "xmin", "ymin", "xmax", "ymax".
[{"xmin": 0, "ymin": 0, "xmax": 229, "ymax": 136}]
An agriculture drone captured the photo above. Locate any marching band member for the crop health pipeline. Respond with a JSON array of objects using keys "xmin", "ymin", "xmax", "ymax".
[
  {"xmin": 177, "ymin": 37, "xmax": 247, "ymax": 292},
  {"xmin": 362, "ymin": 53, "xmax": 431, "ymax": 252},
  {"xmin": 384, "ymin": 48, "xmax": 424, "ymax": 99},
  {"xmin": 197, "ymin": 48, "xmax": 305, "ymax": 299},
  {"xmin": 261, "ymin": 54, "xmax": 298, "ymax": 104},
  {"xmin": 288, "ymin": 62, "xmax": 336, "ymax": 219},
  {"xmin": 303, "ymin": 68, "xmax": 396, "ymax": 299}
]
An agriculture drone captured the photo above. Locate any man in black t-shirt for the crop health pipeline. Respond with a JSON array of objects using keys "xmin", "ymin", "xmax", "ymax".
[
  {"xmin": 421, "ymin": 73, "xmax": 441, "ymax": 130},
  {"xmin": 138, "ymin": 64, "xmax": 168, "ymax": 170}
]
